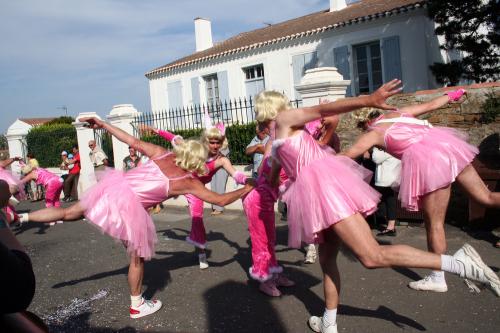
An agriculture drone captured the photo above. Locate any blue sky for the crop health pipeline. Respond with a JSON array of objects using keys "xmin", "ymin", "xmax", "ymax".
[{"xmin": 0, "ymin": 0, "xmax": 330, "ymax": 134}]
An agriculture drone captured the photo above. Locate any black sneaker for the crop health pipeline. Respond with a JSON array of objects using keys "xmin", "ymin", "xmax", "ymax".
[{"xmin": 377, "ymin": 228, "xmax": 396, "ymax": 236}]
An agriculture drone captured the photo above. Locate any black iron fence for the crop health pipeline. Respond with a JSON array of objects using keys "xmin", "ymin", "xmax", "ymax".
[
  {"xmin": 94, "ymin": 128, "xmax": 114, "ymax": 167},
  {"xmin": 132, "ymin": 96, "xmax": 302, "ymax": 134}
]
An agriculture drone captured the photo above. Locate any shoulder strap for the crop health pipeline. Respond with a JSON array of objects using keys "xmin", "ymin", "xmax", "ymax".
[
  {"xmin": 374, "ymin": 117, "xmax": 433, "ymax": 128},
  {"xmin": 152, "ymin": 151, "xmax": 173, "ymax": 161}
]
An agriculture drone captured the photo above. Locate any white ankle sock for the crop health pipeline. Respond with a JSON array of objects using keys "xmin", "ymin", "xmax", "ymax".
[
  {"xmin": 19, "ymin": 213, "xmax": 29, "ymax": 223},
  {"xmin": 430, "ymin": 270, "xmax": 445, "ymax": 283},
  {"xmin": 323, "ymin": 307, "xmax": 337, "ymax": 326},
  {"xmin": 441, "ymin": 255, "xmax": 465, "ymax": 276},
  {"xmin": 130, "ymin": 294, "xmax": 143, "ymax": 308}
]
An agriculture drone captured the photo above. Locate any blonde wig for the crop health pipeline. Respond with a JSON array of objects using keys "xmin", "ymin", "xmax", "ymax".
[
  {"xmin": 201, "ymin": 127, "xmax": 229, "ymax": 151},
  {"xmin": 21, "ymin": 164, "xmax": 33, "ymax": 175},
  {"xmin": 254, "ymin": 90, "xmax": 290, "ymax": 123},
  {"xmin": 173, "ymin": 139, "xmax": 208, "ymax": 176},
  {"xmin": 352, "ymin": 107, "xmax": 382, "ymax": 128}
]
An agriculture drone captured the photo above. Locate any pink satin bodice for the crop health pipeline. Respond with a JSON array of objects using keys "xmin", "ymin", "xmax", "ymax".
[
  {"xmin": 370, "ymin": 114, "xmax": 432, "ymax": 159},
  {"xmin": 196, "ymin": 157, "xmax": 219, "ymax": 184},
  {"xmin": 125, "ymin": 152, "xmax": 189, "ymax": 208},
  {"xmin": 273, "ymin": 130, "xmax": 335, "ymax": 182}
]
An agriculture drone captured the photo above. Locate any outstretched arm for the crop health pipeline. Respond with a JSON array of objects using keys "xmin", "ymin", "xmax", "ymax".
[
  {"xmin": 216, "ymin": 157, "xmax": 248, "ymax": 185},
  {"xmin": 152, "ymin": 127, "xmax": 184, "ymax": 146},
  {"xmin": 341, "ymin": 131, "xmax": 381, "ymax": 160},
  {"xmin": 0, "ymin": 157, "xmax": 21, "ymax": 169},
  {"xmin": 81, "ymin": 117, "xmax": 166, "ymax": 159},
  {"xmin": 172, "ymin": 178, "xmax": 254, "ymax": 206},
  {"xmin": 19, "ymin": 172, "xmax": 36, "ymax": 185},
  {"xmin": 276, "ymin": 79, "xmax": 402, "ymax": 131},
  {"xmin": 400, "ymin": 89, "xmax": 466, "ymax": 117}
]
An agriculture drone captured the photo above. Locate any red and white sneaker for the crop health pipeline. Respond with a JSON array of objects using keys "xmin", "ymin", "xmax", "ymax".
[{"xmin": 129, "ymin": 299, "xmax": 162, "ymax": 319}]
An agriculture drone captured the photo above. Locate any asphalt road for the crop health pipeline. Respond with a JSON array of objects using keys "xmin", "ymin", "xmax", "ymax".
[{"xmin": 13, "ymin": 200, "xmax": 500, "ymax": 333}]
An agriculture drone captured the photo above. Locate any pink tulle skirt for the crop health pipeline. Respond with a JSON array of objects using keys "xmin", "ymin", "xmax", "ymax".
[
  {"xmin": 399, "ymin": 127, "xmax": 478, "ymax": 211},
  {"xmin": 281, "ymin": 155, "xmax": 380, "ymax": 248},
  {"xmin": 80, "ymin": 169, "xmax": 157, "ymax": 260},
  {"xmin": 0, "ymin": 168, "xmax": 25, "ymax": 200}
]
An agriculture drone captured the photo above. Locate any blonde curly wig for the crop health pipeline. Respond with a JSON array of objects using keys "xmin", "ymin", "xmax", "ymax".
[
  {"xmin": 254, "ymin": 91, "xmax": 290, "ymax": 123},
  {"xmin": 173, "ymin": 139, "xmax": 208, "ymax": 176},
  {"xmin": 21, "ymin": 164, "xmax": 33, "ymax": 175},
  {"xmin": 201, "ymin": 127, "xmax": 229, "ymax": 151}
]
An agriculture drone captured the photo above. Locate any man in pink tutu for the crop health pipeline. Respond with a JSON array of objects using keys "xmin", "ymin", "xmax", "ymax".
[
  {"xmin": 18, "ymin": 117, "xmax": 254, "ymax": 319},
  {"xmin": 343, "ymin": 89, "xmax": 500, "ymax": 294},
  {"xmin": 255, "ymin": 81, "xmax": 499, "ymax": 333},
  {"xmin": 151, "ymin": 119, "xmax": 248, "ymax": 270}
]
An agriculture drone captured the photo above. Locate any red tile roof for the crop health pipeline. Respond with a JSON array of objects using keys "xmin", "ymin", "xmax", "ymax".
[
  {"xmin": 146, "ymin": 0, "xmax": 425, "ymax": 77},
  {"xmin": 19, "ymin": 118, "xmax": 55, "ymax": 126}
]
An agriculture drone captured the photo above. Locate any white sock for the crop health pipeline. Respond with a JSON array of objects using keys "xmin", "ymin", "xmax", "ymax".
[
  {"xmin": 430, "ymin": 270, "xmax": 445, "ymax": 283},
  {"xmin": 441, "ymin": 255, "xmax": 465, "ymax": 276},
  {"xmin": 323, "ymin": 307, "xmax": 337, "ymax": 326},
  {"xmin": 130, "ymin": 294, "xmax": 143, "ymax": 308},
  {"xmin": 19, "ymin": 213, "xmax": 29, "ymax": 223}
]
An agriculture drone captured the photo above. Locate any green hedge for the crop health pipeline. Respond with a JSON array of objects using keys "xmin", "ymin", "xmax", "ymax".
[
  {"xmin": 26, "ymin": 124, "xmax": 77, "ymax": 167},
  {"xmin": 141, "ymin": 123, "xmax": 256, "ymax": 164}
]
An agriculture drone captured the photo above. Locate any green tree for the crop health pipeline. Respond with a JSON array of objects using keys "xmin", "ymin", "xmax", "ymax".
[
  {"xmin": 427, "ymin": 0, "xmax": 499, "ymax": 85},
  {"xmin": 0, "ymin": 134, "xmax": 7, "ymax": 150}
]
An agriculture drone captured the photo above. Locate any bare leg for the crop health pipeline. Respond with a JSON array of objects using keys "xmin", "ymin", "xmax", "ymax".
[
  {"xmin": 331, "ymin": 213, "xmax": 441, "ymax": 270},
  {"xmin": 128, "ymin": 255, "xmax": 144, "ymax": 296},
  {"xmin": 27, "ymin": 203, "xmax": 84, "ymax": 223},
  {"xmin": 456, "ymin": 164, "xmax": 500, "ymax": 207},
  {"xmin": 319, "ymin": 229, "xmax": 341, "ymax": 310},
  {"xmin": 421, "ymin": 186, "xmax": 451, "ymax": 255}
]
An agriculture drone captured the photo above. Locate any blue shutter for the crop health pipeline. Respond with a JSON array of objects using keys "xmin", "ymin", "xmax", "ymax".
[
  {"xmin": 217, "ymin": 71, "xmax": 230, "ymax": 120},
  {"xmin": 245, "ymin": 79, "xmax": 265, "ymax": 100},
  {"xmin": 381, "ymin": 36, "xmax": 402, "ymax": 83},
  {"xmin": 191, "ymin": 77, "xmax": 201, "ymax": 123},
  {"xmin": 292, "ymin": 54, "xmax": 305, "ymax": 98},
  {"xmin": 334, "ymin": 46, "xmax": 352, "ymax": 96},
  {"xmin": 167, "ymin": 80, "xmax": 182, "ymax": 110}
]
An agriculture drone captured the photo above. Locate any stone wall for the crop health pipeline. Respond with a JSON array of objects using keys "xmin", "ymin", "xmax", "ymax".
[{"xmin": 337, "ymin": 82, "xmax": 500, "ymax": 152}]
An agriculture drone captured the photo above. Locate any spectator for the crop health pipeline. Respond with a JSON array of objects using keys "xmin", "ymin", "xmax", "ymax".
[
  {"xmin": 372, "ymin": 147, "xmax": 401, "ymax": 236},
  {"xmin": 88, "ymin": 140, "xmax": 108, "ymax": 171},
  {"xmin": 245, "ymin": 123, "xmax": 270, "ymax": 178},
  {"xmin": 0, "ymin": 179, "xmax": 36, "ymax": 315},
  {"xmin": 26, "ymin": 153, "xmax": 42, "ymax": 201},
  {"xmin": 123, "ymin": 146, "xmax": 140, "ymax": 171},
  {"xmin": 63, "ymin": 145, "xmax": 80, "ymax": 202},
  {"xmin": 59, "ymin": 151, "xmax": 69, "ymax": 181}
]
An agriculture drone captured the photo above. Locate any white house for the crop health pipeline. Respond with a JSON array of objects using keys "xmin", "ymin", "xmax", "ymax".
[{"xmin": 146, "ymin": 0, "xmax": 452, "ymax": 117}]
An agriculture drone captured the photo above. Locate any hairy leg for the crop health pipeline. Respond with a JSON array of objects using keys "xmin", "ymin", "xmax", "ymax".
[
  {"xmin": 331, "ymin": 213, "xmax": 441, "ymax": 269},
  {"xmin": 128, "ymin": 255, "xmax": 144, "ymax": 296},
  {"xmin": 28, "ymin": 202, "xmax": 84, "ymax": 222},
  {"xmin": 319, "ymin": 229, "xmax": 341, "ymax": 310},
  {"xmin": 421, "ymin": 186, "xmax": 451, "ymax": 255},
  {"xmin": 456, "ymin": 164, "xmax": 500, "ymax": 207}
]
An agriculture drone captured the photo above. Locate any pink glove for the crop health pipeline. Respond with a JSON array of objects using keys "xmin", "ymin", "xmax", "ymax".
[
  {"xmin": 445, "ymin": 89, "xmax": 466, "ymax": 102},
  {"xmin": 233, "ymin": 171, "xmax": 247, "ymax": 185},
  {"xmin": 157, "ymin": 129, "xmax": 183, "ymax": 145}
]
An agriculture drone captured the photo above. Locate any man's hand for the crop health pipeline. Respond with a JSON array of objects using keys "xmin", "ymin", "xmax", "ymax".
[
  {"xmin": 80, "ymin": 117, "xmax": 105, "ymax": 129},
  {"xmin": 368, "ymin": 79, "xmax": 402, "ymax": 110}
]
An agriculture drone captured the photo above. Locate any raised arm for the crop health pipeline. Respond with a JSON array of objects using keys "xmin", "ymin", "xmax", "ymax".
[
  {"xmin": 81, "ymin": 117, "xmax": 166, "ymax": 159},
  {"xmin": 152, "ymin": 127, "xmax": 184, "ymax": 146},
  {"xmin": 341, "ymin": 131, "xmax": 381, "ymax": 160},
  {"xmin": 400, "ymin": 89, "xmax": 466, "ymax": 117},
  {"xmin": 276, "ymin": 79, "xmax": 402, "ymax": 131}
]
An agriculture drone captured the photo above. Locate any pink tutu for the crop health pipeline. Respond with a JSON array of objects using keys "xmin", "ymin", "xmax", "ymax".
[
  {"xmin": 80, "ymin": 169, "xmax": 157, "ymax": 260},
  {"xmin": 281, "ymin": 154, "xmax": 380, "ymax": 248},
  {"xmin": 0, "ymin": 167, "xmax": 25, "ymax": 199},
  {"xmin": 398, "ymin": 127, "xmax": 478, "ymax": 211}
]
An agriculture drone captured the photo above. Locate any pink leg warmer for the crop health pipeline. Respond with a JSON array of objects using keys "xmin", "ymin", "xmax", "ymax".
[{"xmin": 185, "ymin": 194, "xmax": 207, "ymax": 249}]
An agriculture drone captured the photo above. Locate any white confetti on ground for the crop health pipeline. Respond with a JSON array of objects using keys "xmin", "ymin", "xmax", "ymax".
[{"xmin": 43, "ymin": 289, "xmax": 109, "ymax": 325}]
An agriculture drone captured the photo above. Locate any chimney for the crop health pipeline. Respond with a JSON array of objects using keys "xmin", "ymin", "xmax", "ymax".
[
  {"xmin": 330, "ymin": 0, "xmax": 347, "ymax": 12},
  {"xmin": 194, "ymin": 17, "xmax": 213, "ymax": 52}
]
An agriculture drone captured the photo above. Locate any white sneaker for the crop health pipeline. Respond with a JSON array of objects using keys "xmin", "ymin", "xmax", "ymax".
[
  {"xmin": 408, "ymin": 275, "xmax": 448, "ymax": 292},
  {"xmin": 304, "ymin": 244, "xmax": 317, "ymax": 264},
  {"xmin": 199, "ymin": 253, "xmax": 209, "ymax": 270},
  {"xmin": 130, "ymin": 299, "xmax": 162, "ymax": 319},
  {"xmin": 49, "ymin": 222, "xmax": 56, "ymax": 226},
  {"xmin": 453, "ymin": 243, "xmax": 500, "ymax": 296},
  {"xmin": 308, "ymin": 316, "xmax": 338, "ymax": 333}
]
